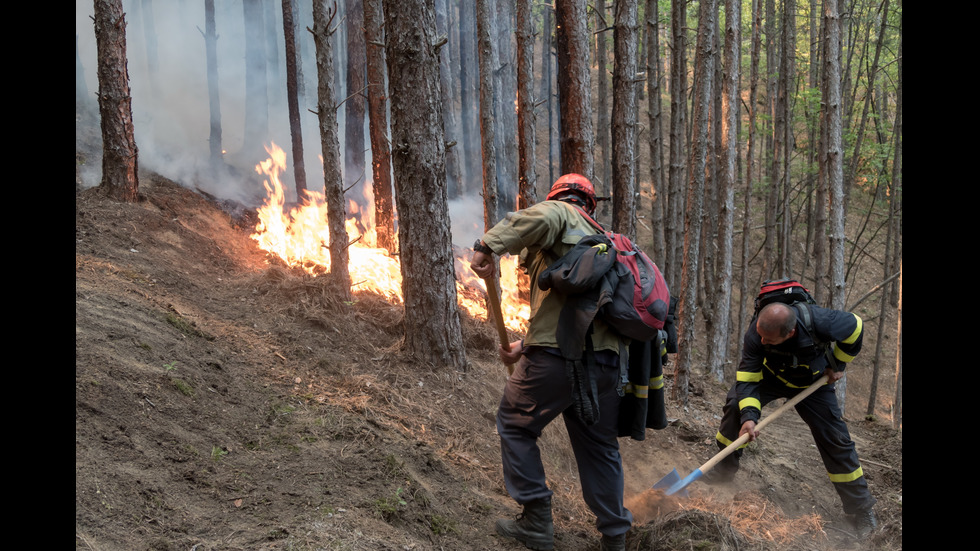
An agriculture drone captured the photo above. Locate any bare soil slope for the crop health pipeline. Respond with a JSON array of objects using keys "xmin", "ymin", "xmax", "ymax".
[{"xmin": 75, "ymin": 172, "xmax": 901, "ymax": 551}]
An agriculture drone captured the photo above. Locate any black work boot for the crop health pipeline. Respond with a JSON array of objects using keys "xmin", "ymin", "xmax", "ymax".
[
  {"xmin": 600, "ymin": 533, "xmax": 626, "ymax": 551},
  {"xmin": 495, "ymin": 497, "xmax": 554, "ymax": 550},
  {"xmin": 852, "ymin": 508, "xmax": 878, "ymax": 539}
]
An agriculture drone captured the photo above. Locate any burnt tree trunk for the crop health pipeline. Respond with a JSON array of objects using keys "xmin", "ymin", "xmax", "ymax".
[
  {"xmin": 555, "ymin": 0, "xmax": 593, "ymax": 179},
  {"xmin": 383, "ymin": 0, "xmax": 467, "ymax": 370},
  {"xmin": 311, "ymin": 0, "xmax": 352, "ymax": 299},
  {"xmin": 94, "ymin": 0, "xmax": 139, "ymax": 202},
  {"xmin": 363, "ymin": 0, "xmax": 395, "ymax": 253}
]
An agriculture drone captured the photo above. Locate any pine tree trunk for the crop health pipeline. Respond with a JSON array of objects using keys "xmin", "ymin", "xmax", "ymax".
[
  {"xmin": 383, "ymin": 0, "xmax": 467, "ymax": 370},
  {"xmin": 555, "ymin": 0, "xmax": 593, "ymax": 179},
  {"xmin": 436, "ymin": 0, "xmax": 463, "ymax": 199},
  {"xmin": 346, "ymin": 0, "xmax": 367, "ymax": 196},
  {"xmin": 666, "ymin": 0, "xmax": 687, "ymax": 288},
  {"xmin": 515, "ymin": 0, "xmax": 536, "ymax": 209},
  {"xmin": 94, "ymin": 0, "xmax": 139, "ymax": 202},
  {"xmin": 311, "ymin": 0, "xmax": 352, "ymax": 300},
  {"xmin": 494, "ymin": 0, "xmax": 518, "ymax": 215},
  {"xmin": 363, "ymin": 0, "xmax": 395, "ymax": 253},
  {"xmin": 645, "ymin": 0, "xmax": 666, "ymax": 264},
  {"xmin": 673, "ymin": 0, "xmax": 715, "ymax": 405},
  {"xmin": 203, "ymin": 0, "xmax": 223, "ymax": 166},
  {"xmin": 611, "ymin": 0, "xmax": 638, "ymax": 241},
  {"xmin": 823, "ymin": 0, "xmax": 847, "ymax": 410},
  {"xmin": 458, "ymin": 0, "xmax": 479, "ymax": 193},
  {"xmin": 707, "ymin": 0, "xmax": 740, "ymax": 383},
  {"xmin": 737, "ymin": 0, "xmax": 762, "ymax": 354},
  {"xmin": 892, "ymin": 259, "xmax": 902, "ymax": 429},
  {"xmin": 596, "ymin": 4, "xmax": 611, "ymax": 212},
  {"xmin": 282, "ymin": 0, "xmax": 307, "ymax": 196},
  {"xmin": 476, "ymin": 0, "xmax": 498, "ymax": 230}
]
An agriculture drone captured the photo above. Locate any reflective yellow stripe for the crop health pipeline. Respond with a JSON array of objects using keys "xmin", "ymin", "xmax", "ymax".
[
  {"xmin": 834, "ymin": 346, "xmax": 855, "ymax": 363},
  {"xmin": 841, "ymin": 315, "xmax": 863, "ymax": 344},
  {"xmin": 763, "ymin": 359, "xmax": 818, "ymax": 388},
  {"xmin": 650, "ymin": 374, "xmax": 664, "ymax": 390},
  {"xmin": 625, "ymin": 383, "xmax": 649, "ymax": 399},
  {"xmin": 739, "ymin": 397, "xmax": 761, "ymax": 412},
  {"xmin": 737, "ymin": 370, "xmax": 763, "ymax": 382},
  {"xmin": 828, "ymin": 466, "xmax": 864, "ymax": 483},
  {"xmin": 716, "ymin": 431, "xmax": 750, "ymax": 450}
]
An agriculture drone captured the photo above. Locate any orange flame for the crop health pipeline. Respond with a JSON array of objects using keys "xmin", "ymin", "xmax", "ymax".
[{"xmin": 250, "ymin": 143, "xmax": 529, "ymax": 333}]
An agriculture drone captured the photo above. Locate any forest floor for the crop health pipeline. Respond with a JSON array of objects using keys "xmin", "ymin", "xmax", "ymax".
[{"xmin": 75, "ymin": 137, "xmax": 902, "ymax": 550}]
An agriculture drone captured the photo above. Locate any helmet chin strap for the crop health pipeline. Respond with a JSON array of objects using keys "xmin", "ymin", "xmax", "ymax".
[{"xmin": 555, "ymin": 193, "xmax": 594, "ymax": 216}]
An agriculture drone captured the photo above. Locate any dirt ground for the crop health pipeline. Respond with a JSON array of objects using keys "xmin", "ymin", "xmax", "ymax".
[{"xmin": 75, "ymin": 154, "xmax": 902, "ymax": 549}]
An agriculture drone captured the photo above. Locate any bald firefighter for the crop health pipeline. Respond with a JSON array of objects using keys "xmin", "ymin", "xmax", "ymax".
[{"xmin": 706, "ymin": 301, "xmax": 878, "ymax": 539}]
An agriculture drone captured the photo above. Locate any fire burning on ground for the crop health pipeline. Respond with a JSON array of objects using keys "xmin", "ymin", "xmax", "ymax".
[{"xmin": 249, "ymin": 143, "xmax": 529, "ymax": 334}]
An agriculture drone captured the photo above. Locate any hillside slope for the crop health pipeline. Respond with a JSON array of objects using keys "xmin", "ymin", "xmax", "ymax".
[{"xmin": 75, "ymin": 174, "xmax": 902, "ymax": 551}]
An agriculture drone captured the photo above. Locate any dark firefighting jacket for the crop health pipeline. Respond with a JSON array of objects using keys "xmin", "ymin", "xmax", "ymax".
[{"xmin": 735, "ymin": 304, "xmax": 863, "ymax": 425}]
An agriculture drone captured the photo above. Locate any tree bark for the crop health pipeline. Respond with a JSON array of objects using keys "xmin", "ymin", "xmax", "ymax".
[
  {"xmin": 737, "ymin": 0, "xmax": 763, "ymax": 354},
  {"xmin": 595, "ymin": 3, "xmax": 611, "ymax": 213},
  {"xmin": 346, "ymin": 0, "xmax": 367, "ymax": 196},
  {"xmin": 383, "ymin": 0, "xmax": 467, "ymax": 370},
  {"xmin": 476, "ymin": 0, "xmax": 499, "ymax": 230},
  {"xmin": 282, "ymin": 0, "xmax": 307, "ymax": 197},
  {"xmin": 645, "ymin": 0, "xmax": 666, "ymax": 264},
  {"xmin": 435, "ymin": 0, "xmax": 463, "ymax": 199},
  {"xmin": 203, "ymin": 0, "xmax": 223, "ymax": 166},
  {"xmin": 515, "ymin": 0, "xmax": 536, "ymax": 210},
  {"xmin": 707, "ymin": 0, "xmax": 739, "ymax": 383},
  {"xmin": 611, "ymin": 0, "xmax": 638, "ymax": 241},
  {"xmin": 666, "ymin": 0, "xmax": 687, "ymax": 288},
  {"xmin": 311, "ymin": 0, "xmax": 352, "ymax": 300},
  {"xmin": 823, "ymin": 0, "xmax": 848, "ymax": 409},
  {"xmin": 363, "ymin": 0, "xmax": 395, "ymax": 253},
  {"xmin": 673, "ymin": 0, "xmax": 715, "ymax": 405},
  {"xmin": 94, "ymin": 0, "xmax": 139, "ymax": 202},
  {"xmin": 555, "ymin": 0, "xmax": 593, "ymax": 179}
]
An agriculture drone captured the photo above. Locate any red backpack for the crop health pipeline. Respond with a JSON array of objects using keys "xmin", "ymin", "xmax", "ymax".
[{"xmin": 539, "ymin": 205, "xmax": 671, "ymax": 342}]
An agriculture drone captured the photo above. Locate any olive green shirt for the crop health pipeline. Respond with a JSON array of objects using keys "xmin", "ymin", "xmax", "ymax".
[{"xmin": 480, "ymin": 200, "xmax": 623, "ymax": 354}]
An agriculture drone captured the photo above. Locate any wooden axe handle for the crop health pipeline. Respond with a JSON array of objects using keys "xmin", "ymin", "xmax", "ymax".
[{"xmin": 484, "ymin": 276, "xmax": 515, "ymax": 376}]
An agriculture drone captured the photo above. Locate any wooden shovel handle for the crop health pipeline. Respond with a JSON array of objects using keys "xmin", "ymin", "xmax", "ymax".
[
  {"xmin": 484, "ymin": 276, "xmax": 515, "ymax": 376},
  {"xmin": 699, "ymin": 373, "xmax": 831, "ymax": 475}
]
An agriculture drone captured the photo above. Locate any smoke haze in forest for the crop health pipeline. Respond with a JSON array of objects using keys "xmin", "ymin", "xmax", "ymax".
[{"xmin": 77, "ymin": 0, "xmax": 495, "ymax": 249}]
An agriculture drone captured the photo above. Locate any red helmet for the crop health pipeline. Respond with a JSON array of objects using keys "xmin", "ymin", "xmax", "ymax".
[{"xmin": 546, "ymin": 173, "xmax": 597, "ymax": 214}]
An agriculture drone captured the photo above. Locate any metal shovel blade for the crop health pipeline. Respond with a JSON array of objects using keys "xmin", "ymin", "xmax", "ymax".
[
  {"xmin": 664, "ymin": 469, "xmax": 702, "ymax": 496},
  {"xmin": 652, "ymin": 468, "xmax": 688, "ymax": 498}
]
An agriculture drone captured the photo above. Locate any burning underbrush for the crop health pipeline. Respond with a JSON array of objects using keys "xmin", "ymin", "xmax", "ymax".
[{"xmin": 249, "ymin": 143, "xmax": 529, "ymax": 335}]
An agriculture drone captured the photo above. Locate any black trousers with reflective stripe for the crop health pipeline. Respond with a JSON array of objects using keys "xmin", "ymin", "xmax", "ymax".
[
  {"xmin": 496, "ymin": 347, "xmax": 633, "ymax": 537},
  {"xmin": 715, "ymin": 379, "xmax": 876, "ymax": 515}
]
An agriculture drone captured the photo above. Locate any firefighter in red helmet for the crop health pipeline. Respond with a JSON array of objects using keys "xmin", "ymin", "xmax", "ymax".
[{"xmin": 470, "ymin": 173, "xmax": 630, "ymax": 551}]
